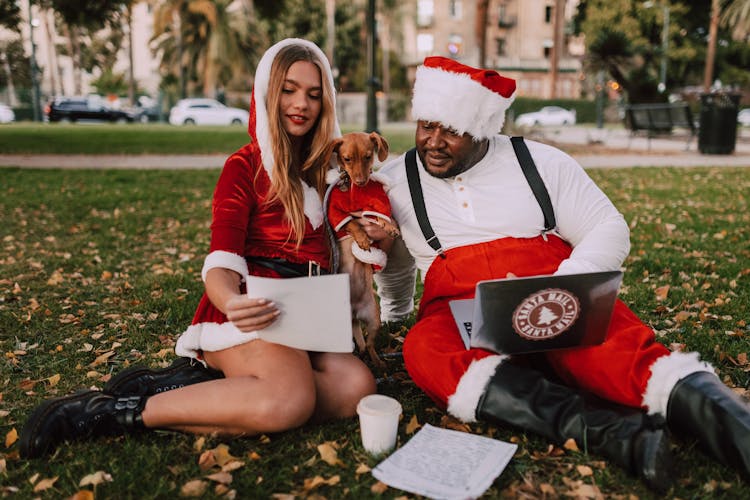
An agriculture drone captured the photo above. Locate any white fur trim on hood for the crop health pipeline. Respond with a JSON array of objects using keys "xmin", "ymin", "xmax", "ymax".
[
  {"xmin": 252, "ymin": 38, "xmax": 342, "ymax": 229},
  {"xmin": 447, "ymin": 355, "xmax": 508, "ymax": 422},
  {"xmin": 642, "ymin": 350, "xmax": 715, "ymax": 417},
  {"xmin": 411, "ymin": 65, "xmax": 516, "ymax": 139}
]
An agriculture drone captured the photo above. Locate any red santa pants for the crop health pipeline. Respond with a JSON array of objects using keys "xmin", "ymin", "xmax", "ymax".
[{"xmin": 402, "ymin": 235, "xmax": 670, "ymax": 411}]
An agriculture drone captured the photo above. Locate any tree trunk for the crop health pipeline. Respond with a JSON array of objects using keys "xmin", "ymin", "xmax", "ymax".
[
  {"xmin": 41, "ymin": 9, "xmax": 59, "ymax": 96},
  {"xmin": 549, "ymin": 0, "xmax": 566, "ymax": 98},
  {"xmin": 476, "ymin": 0, "xmax": 489, "ymax": 68},
  {"xmin": 703, "ymin": 0, "xmax": 720, "ymax": 92},
  {"xmin": 127, "ymin": 5, "xmax": 136, "ymax": 106}
]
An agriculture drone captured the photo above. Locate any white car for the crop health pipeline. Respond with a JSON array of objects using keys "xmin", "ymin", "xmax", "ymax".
[
  {"xmin": 515, "ymin": 106, "xmax": 577, "ymax": 127},
  {"xmin": 738, "ymin": 108, "xmax": 750, "ymax": 127},
  {"xmin": 0, "ymin": 103, "xmax": 15, "ymax": 123},
  {"xmin": 169, "ymin": 98, "xmax": 248, "ymax": 126}
]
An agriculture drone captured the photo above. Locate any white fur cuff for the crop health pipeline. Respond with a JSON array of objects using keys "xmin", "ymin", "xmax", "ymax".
[
  {"xmin": 351, "ymin": 241, "xmax": 388, "ymax": 267},
  {"xmin": 201, "ymin": 250, "xmax": 249, "ymax": 282},
  {"xmin": 175, "ymin": 321, "xmax": 260, "ymax": 360},
  {"xmin": 447, "ymin": 355, "xmax": 508, "ymax": 423},
  {"xmin": 642, "ymin": 351, "xmax": 715, "ymax": 416}
]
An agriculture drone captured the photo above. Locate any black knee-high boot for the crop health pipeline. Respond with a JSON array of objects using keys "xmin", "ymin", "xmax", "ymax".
[
  {"xmin": 476, "ymin": 362, "xmax": 674, "ymax": 492},
  {"xmin": 19, "ymin": 390, "xmax": 147, "ymax": 459},
  {"xmin": 667, "ymin": 371, "xmax": 750, "ymax": 478}
]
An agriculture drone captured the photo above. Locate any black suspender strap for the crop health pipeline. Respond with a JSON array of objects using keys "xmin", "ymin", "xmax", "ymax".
[
  {"xmin": 510, "ymin": 136, "xmax": 556, "ymax": 234},
  {"xmin": 405, "ymin": 138, "xmax": 556, "ymax": 255},
  {"xmin": 405, "ymin": 148, "xmax": 446, "ymax": 258}
]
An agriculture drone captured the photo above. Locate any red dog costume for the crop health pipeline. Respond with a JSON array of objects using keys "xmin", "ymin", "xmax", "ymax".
[{"xmin": 327, "ymin": 178, "xmax": 393, "ymax": 269}]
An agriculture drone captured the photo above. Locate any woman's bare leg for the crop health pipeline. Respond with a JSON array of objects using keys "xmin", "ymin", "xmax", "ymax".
[
  {"xmin": 139, "ymin": 340, "xmax": 317, "ymax": 435},
  {"xmin": 309, "ymin": 352, "xmax": 376, "ymax": 422}
]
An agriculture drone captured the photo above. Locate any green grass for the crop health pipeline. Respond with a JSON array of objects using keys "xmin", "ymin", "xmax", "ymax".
[
  {"xmin": 2, "ymin": 166, "xmax": 750, "ymax": 498},
  {"xmin": 0, "ymin": 123, "xmax": 416, "ymax": 155}
]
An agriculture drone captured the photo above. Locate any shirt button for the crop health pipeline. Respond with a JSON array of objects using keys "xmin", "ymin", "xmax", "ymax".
[
  {"xmin": 459, "ymin": 186, "xmax": 465, "ymax": 191},
  {"xmin": 456, "ymin": 177, "xmax": 463, "ymax": 182},
  {"xmin": 462, "ymin": 202, "xmax": 468, "ymax": 208}
]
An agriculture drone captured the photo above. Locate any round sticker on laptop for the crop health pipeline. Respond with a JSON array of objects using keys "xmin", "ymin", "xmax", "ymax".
[{"xmin": 512, "ymin": 288, "xmax": 581, "ymax": 340}]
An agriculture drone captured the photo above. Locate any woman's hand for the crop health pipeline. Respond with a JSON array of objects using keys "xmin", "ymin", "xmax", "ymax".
[
  {"xmin": 224, "ymin": 295, "xmax": 280, "ymax": 333},
  {"xmin": 205, "ymin": 267, "xmax": 280, "ymax": 332}
]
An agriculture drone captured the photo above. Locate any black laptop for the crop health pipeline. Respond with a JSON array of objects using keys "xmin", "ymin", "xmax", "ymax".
[{"xmin": 449, "ymin": 270, "xmax": 623, "ymax": 354}]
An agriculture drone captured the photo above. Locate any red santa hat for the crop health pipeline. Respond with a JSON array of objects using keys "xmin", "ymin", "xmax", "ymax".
[{"xmin": 411, "ymin": 57, "xmax": 516, "ymax": 139}]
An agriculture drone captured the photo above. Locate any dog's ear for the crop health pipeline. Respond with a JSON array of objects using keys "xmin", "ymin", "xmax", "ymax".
[
  {"xmin": 369, "ymin": 132, "xmax": 390, "ymax": 162},
  {"xmin": 323, "ymin": 137, "xmax": 344, "ymax": 166}
]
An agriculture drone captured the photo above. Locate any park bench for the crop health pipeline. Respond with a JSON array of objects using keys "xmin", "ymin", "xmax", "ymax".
[{"xmin": 624, "ymin": 103, "xmax": 697, "ymax": 150}]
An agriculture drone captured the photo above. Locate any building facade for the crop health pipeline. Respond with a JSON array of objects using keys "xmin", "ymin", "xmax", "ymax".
[{"xmin": 399, "ymin": 0, "xmax": 583, "ymax": 98}]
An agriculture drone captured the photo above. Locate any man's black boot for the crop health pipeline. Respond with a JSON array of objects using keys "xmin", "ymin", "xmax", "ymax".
[
  {"xmin": 19, "ymin": 391, "xmax": 146, "ymax": 459},
  {"xmin": 667, "ymin": 371, "xmax": 750, "ymax": 478},
  {"xmin": 476, "ymin": 362, "xmax": 674, "ymax": 493},
  {"xmin": 104, "ymin": 357, "xmax": 224, "ymax": 396}
]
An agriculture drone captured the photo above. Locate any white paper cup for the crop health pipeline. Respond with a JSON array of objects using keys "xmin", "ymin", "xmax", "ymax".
[{"xmin": 356, "ymin": 394, "xmax": 402, "ymax": 455}]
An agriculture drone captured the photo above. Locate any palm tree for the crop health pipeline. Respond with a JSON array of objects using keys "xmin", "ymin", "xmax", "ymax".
[
  {"xmin": 721, "ymin": 0, "xmax": 750, "ymax": 39},
  {"xmin": 152, "ymin": 0, "xmax": 263, "ymax": 99}
]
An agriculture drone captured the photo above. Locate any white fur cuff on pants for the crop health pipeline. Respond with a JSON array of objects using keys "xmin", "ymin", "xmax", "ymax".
[
  {"xmin": 642, "ymin": 350, "xmax": 715, "ymax": 417},
  {"xmin": 447, "ymin": 355, "xmax": 508, "ymax": 423}
]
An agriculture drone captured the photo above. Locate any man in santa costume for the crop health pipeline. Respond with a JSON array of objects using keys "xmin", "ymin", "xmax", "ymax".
[{"xmin": 371, "ymin": 56, "xmax": 750, "ymax": 491}]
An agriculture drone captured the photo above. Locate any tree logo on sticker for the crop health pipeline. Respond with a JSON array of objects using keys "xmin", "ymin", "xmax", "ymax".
[{"xmin": 512, "ymin": 288, "xmax": 580, "ymax": 340}]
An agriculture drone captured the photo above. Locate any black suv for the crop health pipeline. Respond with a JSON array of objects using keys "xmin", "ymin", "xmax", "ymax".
[{"xmin": 45, "ymin": 97, "xmax": 137, "ymax": 123}]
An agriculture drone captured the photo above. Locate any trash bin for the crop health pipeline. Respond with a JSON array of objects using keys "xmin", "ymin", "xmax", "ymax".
[{"xmin": 698, "ymin": 92, "xmax": 741, "ymax": 154}]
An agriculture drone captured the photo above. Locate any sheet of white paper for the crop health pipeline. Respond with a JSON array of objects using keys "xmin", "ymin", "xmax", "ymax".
[
  {"xmin": 372, "ymin": 424, "xmax": 517, "ymax": 500},
  {"xmin": 245, "ymin": 274, "xmax": 353, "ymax": 353},
  {"xmin": 448, "ymin": 299, "xmax": 474, "ymax": 350}
]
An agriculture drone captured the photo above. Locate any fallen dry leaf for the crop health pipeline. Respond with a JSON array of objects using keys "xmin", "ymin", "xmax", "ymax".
[
  {"xmin": 79, "ymin": 470, "xmax": 113, "ymax": 487},
  {"xmin": 205, "ymin": 471, "xmax": 232, "ymax": 485},
  {"xmin": 68, "ymin": 490, "xmax": 95, "ymax": 500},
  {"xmin": 563, "ymin": 438, "xmax": 579, "ymax": 451},
  {"xmin": 655, "ymin": 285, "xmax": 670, "ymax": 301},
  {"xmin": 5, "ymin": 428, "xmax": 17, "ymax": 448},
  {"xmin": 180, "ymin": 479, "xmax": 208, "ymax": 497},
  {"xmin": 317, "ymin": 442, "xmax": 344, "ymax": 467},
  {"xmin": 89, "ymin": 351, "xmax": 115, "ymax": 367},
  {"xmin": 198, "ymin": 450, "xmax": 217, "ymax": 471},
  {"xmin": 33, "ymin": 476, "xmax": 58, "ymax": 492},
  {"xmin": 405, "ymin": 414, "xmax": 421, "ymax": 434},
  {"xmin": 355, "ymin": 463, "xmax": 371, "ymax": 475},
  {"xmin": 576, "ymin": 464, "xmax": 594, "ymax": 477},
  {"xmin": 221, "ymin": 460, "xmax": 245, "ymax": 473},
  {"xmin": 211, "ymin": 444, "xmax": 238, "ymax": 466},
  {"xmin": 302, "ymin": 475, "xmax": 340, "ymax": 491},
  {"xmin": 540, "ymin": 483, "xmax": 556, "ymax": 494},
  {"xmin": 194, "ymin": 436, "xmax": 205, "ymax": 452},
  {"xmin": 47, "ymin": 374, "xmax": 61, "ymax": 387},
  {"xmin": 371, "ymin": 481, "xmax": 388, "ymax": 494}
]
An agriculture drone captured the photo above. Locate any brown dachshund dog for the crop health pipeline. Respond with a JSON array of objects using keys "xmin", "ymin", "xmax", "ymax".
[{"xmin": 326, "ymin": 132, "xmax": 400, "ymax": 367}]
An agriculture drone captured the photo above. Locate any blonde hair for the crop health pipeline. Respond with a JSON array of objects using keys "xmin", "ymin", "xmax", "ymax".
[{"xmin": 264, "ymin": 44, "xmax": 336, "ymax": 247}]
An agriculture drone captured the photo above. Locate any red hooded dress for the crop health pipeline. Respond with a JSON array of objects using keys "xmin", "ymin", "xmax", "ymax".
[{"xmin": 175, "ymin": 38, "xmax": 341, "ymax": 359}]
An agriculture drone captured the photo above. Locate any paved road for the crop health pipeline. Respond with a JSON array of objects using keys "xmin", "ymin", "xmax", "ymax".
[{"xmin": 2, "ymin": 126, "xmax": 749, "ymax": 169}]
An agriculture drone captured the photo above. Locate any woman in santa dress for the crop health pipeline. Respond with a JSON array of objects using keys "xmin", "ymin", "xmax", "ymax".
[{"xmin": 19, "ymin": 39, "xmax": 376, "ymax": 459}]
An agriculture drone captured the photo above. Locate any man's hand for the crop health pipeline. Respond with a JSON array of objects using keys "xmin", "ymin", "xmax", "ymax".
[{"xmin": 350, "ymin": 212, "xmax": 389, "ymax": 242}]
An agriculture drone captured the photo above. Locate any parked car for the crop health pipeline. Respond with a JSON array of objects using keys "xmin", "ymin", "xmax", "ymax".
[
  {"xmin": 738, "ymin": 108, "xmax": 750, "ymax": 127},
  {"xmin": 45, "ymin": 96, "xmax": 137, "ymax": 123},
  {"xmin": 168, "ymin": 98, "xmax": 248, "ymax": 126},
  {"xmin": 132, "ymin": 95, "xmax": 162, "ymax": 123},
  {"xmin": 515, "ymin": 106, "xmax": 577, "ymax": 127},
  {"xmin": 0, "ymin": 103, "xmax": 15, "ymax": 123}
]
